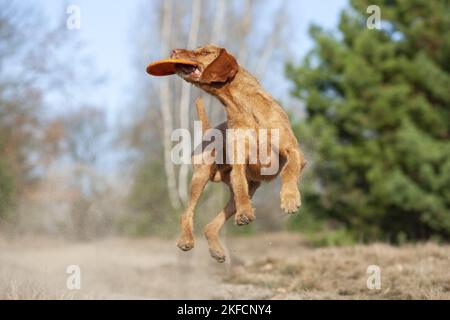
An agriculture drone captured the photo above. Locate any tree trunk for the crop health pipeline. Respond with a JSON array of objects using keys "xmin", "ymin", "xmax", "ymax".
[
  {"xmin": 159, "ymin": 0, "xmax": 180, "ymax": 209},
  {"xmin": 203, "ymin": 0, "xmax": 227, "ymax": 122},
  {"xmin": 255, "ymin": 4, "xmax": 284, "ymax": 79},
  {"xmin": 177, "ymin": 0, "xmax": 202, "ymax": 205}
]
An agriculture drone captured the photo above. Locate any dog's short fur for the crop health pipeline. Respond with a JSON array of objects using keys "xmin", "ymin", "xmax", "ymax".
[{"xmin": 171, "ymin": 45, "xmax": 306, "ymax": 262}]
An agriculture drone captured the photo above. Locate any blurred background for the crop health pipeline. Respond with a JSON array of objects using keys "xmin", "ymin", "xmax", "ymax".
[{"xmin": 0, "ymin": 0, "xmax": 449, "ymax": 299}]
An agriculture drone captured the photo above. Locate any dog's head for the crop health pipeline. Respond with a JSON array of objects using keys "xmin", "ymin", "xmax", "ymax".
[{"xmin": 170, "ymin": 44, "xmax": 238, "ymax": 85}]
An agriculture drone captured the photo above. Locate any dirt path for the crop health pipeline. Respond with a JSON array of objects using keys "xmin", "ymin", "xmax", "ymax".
[{"xmin": 0, "ymin": 233, "xmax": 449, "ymax": 299}]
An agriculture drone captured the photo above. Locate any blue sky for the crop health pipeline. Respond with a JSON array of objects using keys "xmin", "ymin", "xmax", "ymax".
[{"xmin": 38, "ymin": 0, "xmax": 348, "ymax": 121}]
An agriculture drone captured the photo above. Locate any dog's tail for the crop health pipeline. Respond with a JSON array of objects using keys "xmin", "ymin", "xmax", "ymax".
[{"xmin": 195, "ymin": 97, "xmax": 211, "ymax": 132}]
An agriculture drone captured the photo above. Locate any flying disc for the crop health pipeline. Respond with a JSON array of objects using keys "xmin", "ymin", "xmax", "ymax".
[{"xmin": 146, "ymin": 58, "xmax": 197, "ymax": 76}]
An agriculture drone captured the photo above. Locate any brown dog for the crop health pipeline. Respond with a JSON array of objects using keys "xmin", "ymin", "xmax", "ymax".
[{"xmin": 172, "ymin": 44, "xmax": 306, "ymax": 262}]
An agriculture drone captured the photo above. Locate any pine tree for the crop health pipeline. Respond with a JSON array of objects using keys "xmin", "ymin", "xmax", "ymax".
[{"xmin": 287, "ymin": 0, "xmax": 450, "ymax": 242}]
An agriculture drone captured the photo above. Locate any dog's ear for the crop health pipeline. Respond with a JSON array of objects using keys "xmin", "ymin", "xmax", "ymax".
[{"xmin": 201, "ymin": 49, "xmax": 238, "ymax": 83}]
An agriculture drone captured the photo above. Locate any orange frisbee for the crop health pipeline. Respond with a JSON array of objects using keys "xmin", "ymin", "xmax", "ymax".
[{"xmin": 146, "ymin": 58, "xmax": 197, "ymax": 76}]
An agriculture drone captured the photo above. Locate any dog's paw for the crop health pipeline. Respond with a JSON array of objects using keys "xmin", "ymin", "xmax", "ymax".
[
  {"xmin": 209, "ymin": 248, "xmax": 226, "ymax": 263},
  {"xmin": 177, "ymin": 237, "xmax": 194, "ymax": 251},
  {"xmin": 280, "ymin": 188, "xmax": 301, "ymax": 214},
  {"xmin": 235, "ymin": 207, "xmax": 255, "ymax": 226}
]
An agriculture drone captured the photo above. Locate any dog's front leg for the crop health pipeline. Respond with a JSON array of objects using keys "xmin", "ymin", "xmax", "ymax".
[
  {"xmin": 230, "ymin": 164, "xmax": 254, "ymax": 225},
  {"xmin": 280, "ymin": 147, "xmax": 305, "ymax": 214}
]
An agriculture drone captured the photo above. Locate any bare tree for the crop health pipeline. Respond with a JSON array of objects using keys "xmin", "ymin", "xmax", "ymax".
[
  {"xmin": 158, "ymin": 0, "xmax": 181, "ymax": 209},
  {"xmin": 60, "ymin": 107, "xmax": 108, "ymax": 239},
  {"xmin": 177, "ymin": 0, "xmax": 202, "ymax": 204},
  {"xmin": 202, "ymin": 0, "xmax": 227, "ymax": 122},
  {"xmin": 237, "ymin": 0, "xmax": 254, "ymax": 64},
  {"xmin": 0, "ymin": 0, "xmax": 99, "ymax": 221},
  {"xmin": 255, "ymin": 2, "xmax": 285, "ymax": 79}
]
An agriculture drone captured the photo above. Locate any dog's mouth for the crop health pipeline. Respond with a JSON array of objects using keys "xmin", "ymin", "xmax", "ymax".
[{"xmin": 176, "ymin": 63, "xmax": 201, "ymax": 78}]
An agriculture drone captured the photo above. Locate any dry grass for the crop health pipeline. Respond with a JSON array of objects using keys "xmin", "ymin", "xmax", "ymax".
[
  {"xmin": 0, "ymin": 233, "xmax": 449, "ymax": 299},
  {"xmin": 226, "ymin": 234, "xmax": 450, "ymax": 299}
]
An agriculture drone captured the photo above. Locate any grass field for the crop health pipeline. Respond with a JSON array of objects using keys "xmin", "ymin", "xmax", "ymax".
[{"xmin": 0, "ymin": 233, "xmax": 449, "ymax": 299}]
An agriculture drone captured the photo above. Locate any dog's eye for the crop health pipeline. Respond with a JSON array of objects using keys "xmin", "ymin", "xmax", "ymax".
[{"xmin": 202, "ymin": 51, "xmax": 211, "ymax": 55}]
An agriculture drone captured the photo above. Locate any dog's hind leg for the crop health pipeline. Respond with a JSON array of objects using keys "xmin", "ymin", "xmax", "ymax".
[
  {"xmin": 177, "ymin": 166, "xmax": 210, "ymax": 251},
  {"xmin": 204, "ymin": 181, "xmax": 260, "ymax": 262}
]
